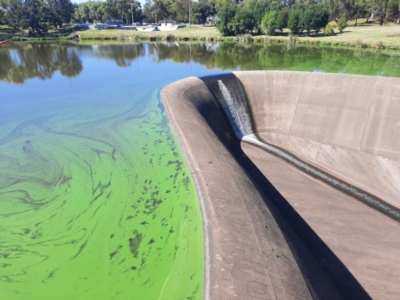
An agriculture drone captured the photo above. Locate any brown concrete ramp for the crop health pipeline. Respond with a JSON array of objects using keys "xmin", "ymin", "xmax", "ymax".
[
  {"xmin": 241, "ymin": 141, "xmax": 400, "ymax": 300},
  {"xmin": 161, "ymin": 77, "xmax": 341, "ymax": 299},
  {"xmin": 234, "ymin": 71, "xmax": 400, "ymax": 210},
  {"xmin": 229, "ymin": 71, "xmax": 400, "ymax": 299}
]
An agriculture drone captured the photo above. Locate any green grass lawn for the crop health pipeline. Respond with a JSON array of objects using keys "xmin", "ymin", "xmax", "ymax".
[
  {"xmin": 0, "ymin": 24, "xmax": 83, "ymax": 41},
  {"xmin": 77, "ymin": 25, "xmax": 221, "ymax": 41},
  {"xmin": 254, "ymin": 20, "xmax": 400, "ymax": 48},
  {"xmin": 296, "ymin": 23, "xmax": 400, "ymax": 48}
]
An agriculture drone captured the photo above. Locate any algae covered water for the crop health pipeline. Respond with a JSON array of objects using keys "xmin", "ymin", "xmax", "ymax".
[
  {"xmin": 0, "ymin": 43, "xmax": 212, "ymax": 300},
  {"xmin": 1, "ymin": 42, "xmax": 399, "ymax": 300}
]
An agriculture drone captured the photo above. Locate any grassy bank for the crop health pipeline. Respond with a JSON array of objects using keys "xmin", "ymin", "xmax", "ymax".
[
  {"xmin": 2, "ymin": 22, "xmax": 400, "ymax": 50},
  {"xmin": 75, "ymin": 22, "xmax": 400, "ymax": 50},
  {"xmin": 260, "ymin": 22, "xmax": 400, "ymax": 50},
  {"xmin": 77, "ymin": 25, "xmax": 222, "ymax": 42},
  {"xmin": 0, "ymin": 24, "xmax": 80, "ymax": 41}
]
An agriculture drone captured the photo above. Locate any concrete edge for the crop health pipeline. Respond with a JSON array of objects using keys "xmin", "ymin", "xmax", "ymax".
[{"xmin": 161, "ymin": 78, "xmax": 213, "ymax": 300}]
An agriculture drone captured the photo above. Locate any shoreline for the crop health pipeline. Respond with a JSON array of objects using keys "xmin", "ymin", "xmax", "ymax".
[
  {"xmin": 3, "ymin": 38, "xmax": 400, "ymax": 58},
  {"xmin": 2, "ymin": 22, "xmax": 400, "ymax": 51}
]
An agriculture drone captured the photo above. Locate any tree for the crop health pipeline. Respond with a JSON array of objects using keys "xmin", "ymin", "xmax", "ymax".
[
  {"xmin": 24, "ymin": 0, "xmax": 47, "ymax": 33},
  {"xmin": 301, "ymin": 6, "xmax": 313, "ymax": 35},
  {"xmin": 349, "ymin": 0, "xmax": 369, "ymax": 26},
  {"xmin": 8, "ymin": 0, "xmax": 47, "ymax": 34},
  {"xmin": 115, "ymin": 0, "xmax": 135, "ymax": 24},
  {"xmin": 215, "ymin": 3, "xmax": 235, "ymax": 36},
  {"xmin": 45, "ymin": 0, "xmax": 74, "ymax": 28},
  {"xmin": 143, "ymin": 0, "xmax": 156, "ymax": 22},
  {"xmin": 0, "ymin": 8, "xmax": 8, "ymax": 24},
  {"xmin": 387, "ymin": 0, "xmax": 399, "ymax": 21},
  {"xmin": 337, "ymin": 17, "xmax": 347, "ymax": 32},
  {"xmin": 261, "ymin": 10, "xmax": 278, "ymax": 36},
  {"xmin": 130, "ymin": 0, "xmax": 142, "ymax": 23},
  {"xmin": 276, "ymin": 7, "xmax": 289, "ymax": 33},
  {"xmin": 164, "ymin": 0, "xmax": 177, "ymax": 20},
  {"xmin": 191, "ymin": 0, "xmax": 214, "ymax": 24},
  {"xmin": 313, "ymin": 4, "xmax": 330, "ymax": 34},
  {"xmin": 288, "ymin": 7, "xmax": 303, "ymax": 34},
  {"xmin": 230, "ymin": 3, "xmax": 255, "ymax": 34},
  {"xmin": 247, "ymin": 0, "xmax": 268, "ymax": 33},
  {"xmin": 97, "ymin": 0, "xmax": 143, "ymax": 24},
  {"xmin": 73, "ymin": 1, "xmax": 106, "ymax": 23},
  {"xmin": 152, "ymin": 0, "xmax": 170, "ymax": 22},
  {"xmin": 7, "ymin": 0, "xmax": 22, "ymax": 29},
  {"xmin": 215, "ymin": 0, "xmax": 231, "ymax": 11},
  {"xmin": 0, "ymin": 0, "xmax": 9, "ymax": 25},
  {"xmin": 301, "ymin": 4, "xmax": 329, "ymax": 35}
]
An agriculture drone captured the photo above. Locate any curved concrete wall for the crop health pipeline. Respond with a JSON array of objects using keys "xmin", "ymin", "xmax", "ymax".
[
  {"xmin": 161, "ymin": 71, "xmax": 400, "ymax": 300},
  {"xmin": 235, "ymin": 71, "xmax": 400, "ymax": 209}
]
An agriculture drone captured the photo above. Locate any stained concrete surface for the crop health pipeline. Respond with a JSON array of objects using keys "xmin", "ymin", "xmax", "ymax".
[
  {"xmin": 242, "ymin": 141, "xmax": 400, "ymax": 299},
  {"xmin": 234, "ymin": 71, "xmax": 400, "ymax": 209},
  {"xmin": 161, "ymin": 71, "xmax": 400, "ymax": 299}
]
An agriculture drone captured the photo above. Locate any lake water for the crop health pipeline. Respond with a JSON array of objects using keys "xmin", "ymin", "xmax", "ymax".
[{"xmin": 1, "ymin": 42, "xmax": 399, "ymax": 300}]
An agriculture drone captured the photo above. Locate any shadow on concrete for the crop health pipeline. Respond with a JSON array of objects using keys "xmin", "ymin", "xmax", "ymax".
[{"xmin": 198, "ymin": 75, "xmax": 371, "ymax": 300}]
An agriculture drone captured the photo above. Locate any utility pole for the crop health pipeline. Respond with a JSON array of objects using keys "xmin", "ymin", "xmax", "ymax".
[{"xmin": 189, "ymin": 0, "xmax": 191, "ymax": 28}]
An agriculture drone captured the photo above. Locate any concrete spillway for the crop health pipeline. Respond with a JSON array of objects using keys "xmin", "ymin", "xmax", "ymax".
[{"xmin": 161, "ymin": 71, "xmax": 400, "ymax": 300}]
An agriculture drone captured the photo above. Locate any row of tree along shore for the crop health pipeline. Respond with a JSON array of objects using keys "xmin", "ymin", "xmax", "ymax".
[{"xmin": 0, "ymin": 0, "xmax": 399, "ymax": 37}]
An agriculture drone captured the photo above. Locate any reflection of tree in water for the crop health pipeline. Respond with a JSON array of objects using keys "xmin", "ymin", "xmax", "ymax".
[
  {"xmin": 212, "ymin": 44, "xmax": 400, "ymax": 77},
  {"xmin": 1, "ymin": 42, "xmax": 399, "ymax": 84},
  {"xmin": 212, "ymin": 44, "xmax": 263, "ymax": 70},
  {"xmin": 146, "ymin": 42, "xmax": 400, "ymax": 77},
  {"xmin": 0, "ymin": 43, "xmax": 84, "ymax": 84},
  {"xmin": 92, "ymin": 44, "xmax": 145, "ymax": 67},
  {"xmin": 147, "ymin": 43, "xmax": 216, "ymax": 69}
]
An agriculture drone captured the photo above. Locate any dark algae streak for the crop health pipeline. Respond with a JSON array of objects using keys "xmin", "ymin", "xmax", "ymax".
[{"xmin": 129, "ymin": 231, "xmax": 143, "ymax": 258}]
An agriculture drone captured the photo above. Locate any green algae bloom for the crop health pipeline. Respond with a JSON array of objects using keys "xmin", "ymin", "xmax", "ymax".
[{"xmin": 0, "ymin": 81, "xmax": 204, "ymax": 299}]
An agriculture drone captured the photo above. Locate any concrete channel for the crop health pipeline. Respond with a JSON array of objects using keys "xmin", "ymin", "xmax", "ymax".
[{"xmin": 161, "ymin": 71, "xmax": 400, "ymax": 300}]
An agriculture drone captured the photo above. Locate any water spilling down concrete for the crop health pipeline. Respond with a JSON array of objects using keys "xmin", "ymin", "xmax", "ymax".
[{"xmin": 161, "ymin": 71, "xmax": 400, "ymax": 300}]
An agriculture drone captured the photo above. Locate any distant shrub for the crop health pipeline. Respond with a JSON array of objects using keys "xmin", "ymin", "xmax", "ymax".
[
  {"xmin": 372, "ymin": 41, "xmax": 384, "ymax": 49},
  {"xmin": 356, "ymin": 39, "xmax": 366, "ymax": 48},
  {"xmin": 337, "ymin": 18, "xmax": 347, "ymax": 33},
  {"xmin": 324, "ymin": 23, "xmax": 336, "ymax": 36},
  {"xmin": 239, "ymin": 34, "xmax": 253, "ymax": 43}
]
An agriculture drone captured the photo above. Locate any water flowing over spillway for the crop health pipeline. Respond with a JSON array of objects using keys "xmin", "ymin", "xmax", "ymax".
[
  {"xmin": 204, "ymin": 73, "xmax": 400, "ymax": 222},
  {"xmin": 216, "ymin": 79, "xmax": 253, "ymax": 139}
]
